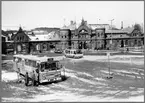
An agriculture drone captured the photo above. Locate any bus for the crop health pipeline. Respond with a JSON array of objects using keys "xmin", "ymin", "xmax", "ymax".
[
  {"xmin": 13, "ymin": 54, "xmax": 65, "ymax": 86},
  {"xmin": 64, "ymin": 49, "xmax": 83, "ymax": 59}
]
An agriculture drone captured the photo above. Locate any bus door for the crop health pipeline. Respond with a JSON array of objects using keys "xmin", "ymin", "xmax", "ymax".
[
  {"xmin": 13, "ymin": 57, "xmax": 18, "ymax": 72},
  {"xmin": 17, "ymin": 58, "xmax": 23, "ymax": 72}
]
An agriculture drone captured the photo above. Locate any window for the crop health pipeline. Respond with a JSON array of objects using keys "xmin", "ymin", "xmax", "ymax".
[
  {"xmin": 22, "ymin": 36, "xmax": 24, "ymax": 41},
  {"xmin": 25, "ymin": 59, "xmax": 29, "ymax": 65},
  {"xmin": 134, "ymin": 40, "xmax": 137, "ymax": 45},
  {"xmin": 17, "ymin": 37, "xmax": 19, "ymax": 41},
  {"xmin": 98, "ymin": 33, "xmax": 100, "ymax": 37},
  {"xmin": 17, "ymin": 58, "xmax": 22, "ymax": 63},
  {"xmin": 125, "ymin": 40, "xmax": 128, "ymax": 45}
]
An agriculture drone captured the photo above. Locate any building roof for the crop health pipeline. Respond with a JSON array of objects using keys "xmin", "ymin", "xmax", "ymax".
[
  {"xmin": 28, "ymin": 30, "xmax": 60, "ymax": 41},
  {"xmin": 12, "ymin": 27, "xmax": 29, "ymax": 40},
  {"xmin": 28, "ymin": 34, "xmax": 49, "ymax": 41},
  {"xmin": 32, "ymin": 30, "xmax": 49, "ymax": 35},
  {"xmin": 122, "ymin": 27, "xmax": 134, "ymax": 34},
  {"xmin": 89, "ymin": 24, "xmax": 110, "ymax": 30},
  {"xmin": 33, "ymin": 27, "xmax": 60, "ymax": 34},
  {"xmin": 105, "ymin": 29, "xmax": 127, "ymax": 34},
  {"xmin": 61, "ymin": 22, "xmax": 79, "ymax": 30},
  {"xmin": 2, "ymin": 30, "xmax": 8, "ymax": 37}
]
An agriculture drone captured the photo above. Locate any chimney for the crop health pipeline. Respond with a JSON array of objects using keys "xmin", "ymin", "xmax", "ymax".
[
  {"xmin": 121, "ymin": 21, "xmax": 123, "ymax": 29},
  {"xmin": 70, "ymin": 21, "xmax": 73, "ymax": 25}
]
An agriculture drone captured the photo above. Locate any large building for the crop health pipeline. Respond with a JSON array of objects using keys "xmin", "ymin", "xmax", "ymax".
[
  {"xmin": 1, "ymin": 19, "xmax": 144, "ymax": 54},
  {"xmin": 60, "ymin": 18, "xmax": 144, "ymax": 50}
]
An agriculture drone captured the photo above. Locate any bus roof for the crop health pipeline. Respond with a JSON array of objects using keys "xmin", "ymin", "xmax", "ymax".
[{"xmin": 13, "ymin": 54, "xmax": 54, "ymax": 63}]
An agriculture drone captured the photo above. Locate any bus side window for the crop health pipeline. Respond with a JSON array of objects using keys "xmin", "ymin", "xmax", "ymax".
[
  {"xmin": 29, "ymin": 60, "xmax": 31, "ymax": 66},
  {"xmin": 41, "ymin": 64, "xmax": 45, "ymax": 72},
  {"xmin": 25, "ymin": 59, "xmax": 29, "ymax": 66},
  {"xmin": 32, "ymin": 61, "xmax": 36, "ymax": 68},
  {"xmin": 18, "ymin": 58, "xmax": 21, "ymax": 63},
  {"xmin": 56, "ymin": 62, "xmax": 62, "ymax": 69},
  {"xmin": 74, "ymin": 51, "xmax": 76, "ymax": 54}
]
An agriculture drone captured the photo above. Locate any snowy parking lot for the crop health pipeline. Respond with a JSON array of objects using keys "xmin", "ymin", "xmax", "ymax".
[{"xmin": 1, "ymin": 55, "xmax": 144, "ymax": 102}]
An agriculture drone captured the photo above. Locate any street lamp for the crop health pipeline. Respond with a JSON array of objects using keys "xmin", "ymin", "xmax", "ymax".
[
  {"xmin": 106, "ymin": 19, "xmax": 114, "ymax": 79},
  {"xmin": 109, "ymin": 19, "xmax": 114, "ymax": 49}
]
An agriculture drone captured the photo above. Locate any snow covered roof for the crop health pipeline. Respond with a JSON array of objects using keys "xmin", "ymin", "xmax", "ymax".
[
  {"xmin": 89, "ymin": 24, "xmax": 110, "ymax": 30},
  {"xmin": 32, "ymin": 30, "xmax": 49, "ymax": 35},
  {"xmin": 28, "ymin": 31, "xmax": 60, "ymax": 41},
  {"xmin": 105, "ymin": 29, "xmax": 127, "ymax": 34}
]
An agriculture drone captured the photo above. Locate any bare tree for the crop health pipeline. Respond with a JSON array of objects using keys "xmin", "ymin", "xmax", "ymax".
[{"xmin": 134, "ymin": 24, "xmax": 141, "ymax": 31}]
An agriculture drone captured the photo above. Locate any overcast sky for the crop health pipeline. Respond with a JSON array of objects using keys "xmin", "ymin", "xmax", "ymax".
[{"xmin": 2, "ymin": 1, "xmax": 144, "ymax": 30}]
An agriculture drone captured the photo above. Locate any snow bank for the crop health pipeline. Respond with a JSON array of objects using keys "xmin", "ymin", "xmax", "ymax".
[
  {"xmin": 2, "ymin": 93, "xmax": 144, "ymax": 102},
  {"xmin": 2, "ymin": 71, "xmax": 18, "ymax": 82}
]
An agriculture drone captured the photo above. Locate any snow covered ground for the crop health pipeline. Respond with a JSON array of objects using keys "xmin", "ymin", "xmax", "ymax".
[
  {"xmin": 68, "ymin": 55, "xmax": 144, "ymax": 65},
  {"xmin": 1, "ymin": 55, "xmax": 144, "ymax": 102}
]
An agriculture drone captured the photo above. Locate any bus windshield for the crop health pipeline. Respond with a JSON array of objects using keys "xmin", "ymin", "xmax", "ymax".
[
  {"xmin": 40, "ymin": 62, "xmax": 57, "ymax": 71},
  {"xmin": 76, "ymin": 50, "xmax": 82, "ymax": 54}
]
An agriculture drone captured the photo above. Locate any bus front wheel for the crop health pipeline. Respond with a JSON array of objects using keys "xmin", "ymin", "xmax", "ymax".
[{"xmin": 25, "ymin": 72, "xmax": 29, "ymax": 86}]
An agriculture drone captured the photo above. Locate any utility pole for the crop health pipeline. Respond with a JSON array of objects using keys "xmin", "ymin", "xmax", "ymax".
[{"xmin": 107, "ymin": 52, "xmax": 113, "ymax": 79}]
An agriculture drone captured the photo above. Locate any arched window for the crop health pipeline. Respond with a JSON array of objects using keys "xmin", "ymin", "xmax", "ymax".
[
  {"xmin": 43, "ymin": 44, "xmax": 47, "ymax": 50},
  {"xmin": 134, "ymin": 40, "xmax": 137, "ymax": 45}
]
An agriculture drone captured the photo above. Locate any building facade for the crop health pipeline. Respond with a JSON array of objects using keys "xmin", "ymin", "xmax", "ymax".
[
  {"xmin": 2, "ymin": 19, "xmax": 144, "ymax": 54},
  {"xmin": 59, "ymin": 18, "xmax": 144, "ymax": 50}
]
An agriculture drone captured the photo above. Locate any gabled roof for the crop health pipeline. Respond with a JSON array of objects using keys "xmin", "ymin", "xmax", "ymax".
[{"xmin": 12, "ymin": 27, "xmax": 30, "ymax": 40}]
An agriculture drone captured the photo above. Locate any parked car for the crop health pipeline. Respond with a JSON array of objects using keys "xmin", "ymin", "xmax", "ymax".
[
  {"xmin": 54, "ymin": 48, "xmax": 63, "ymax": 53},
  {"xmin": 64, "ymin": 49, "xmax": 83, "ymax": 59}
]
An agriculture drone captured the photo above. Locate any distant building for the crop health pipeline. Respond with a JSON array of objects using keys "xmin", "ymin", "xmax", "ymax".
[{"xmin": 2, "ymin": 19, "xmax": 144, "ymax": 54}]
